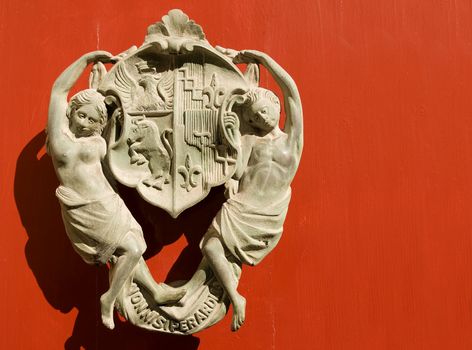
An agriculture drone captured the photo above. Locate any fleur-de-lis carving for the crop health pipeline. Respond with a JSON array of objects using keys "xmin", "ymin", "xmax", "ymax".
[
  {"xmin": 177, "ymin": 154, "xmax": 202, "ymax": 192},
  {"xmin": 203, "ymin": 73, "xmax": 225, "ymax": 109}
]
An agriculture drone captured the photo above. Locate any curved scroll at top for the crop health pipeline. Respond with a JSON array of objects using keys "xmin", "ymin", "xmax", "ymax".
[{"xmin": 143, "ymin": 9, "xmax": 209, "ymax": 54}]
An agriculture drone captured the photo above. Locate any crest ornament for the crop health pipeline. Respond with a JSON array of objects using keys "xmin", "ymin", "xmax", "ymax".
[
  {"xmin": 99, "ymin": 9, "xmax": 248, "ymax": 217},
  {"xmin": 48, "ymin": 9, "xmax": 303, "ymax": 334}
]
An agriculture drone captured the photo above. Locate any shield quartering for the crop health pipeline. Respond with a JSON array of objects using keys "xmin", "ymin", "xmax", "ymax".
[{"xmin": 99, "ymin": 10, "xmax": 249, "ymax": 217}]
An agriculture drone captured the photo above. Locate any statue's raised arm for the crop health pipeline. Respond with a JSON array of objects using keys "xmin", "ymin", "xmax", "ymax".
[
  {"xmin": 234, "ymin": 50, "xmax": 303, "ymax": 159},
  {"xmin": 47, "ymin": 51, "xmax": 113, "ymax": 148}
]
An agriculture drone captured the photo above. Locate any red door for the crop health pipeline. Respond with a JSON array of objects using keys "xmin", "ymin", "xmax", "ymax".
[{"xmin": 2, "ymin": 1, "xmax": 472, "ymax": 349}]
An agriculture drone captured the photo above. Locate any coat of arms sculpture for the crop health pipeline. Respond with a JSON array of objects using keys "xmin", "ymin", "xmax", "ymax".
[{"xmin": 47, "ymin": 9, "xmax": 303, "ymax": 334}]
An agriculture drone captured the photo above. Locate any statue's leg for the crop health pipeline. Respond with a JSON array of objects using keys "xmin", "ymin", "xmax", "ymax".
[
  {"xmin": 100, "ymin": 231, "xmax": 145, "ymax": 330},
  {"xmin": 202, "ymin": 236, "xmax": 246, "ymax": 331},
  {"xmin": 132, "ymin": 258, "xmax": 186, "ymax": 304}
]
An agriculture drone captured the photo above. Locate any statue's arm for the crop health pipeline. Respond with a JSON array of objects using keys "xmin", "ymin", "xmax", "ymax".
[
  {"xmin": 47, "ymin": 51, "xmax": 113, "ymax": 144},
  {"xmin": 234, "ymin": 50, "xmax": 304, "ymax": 157},
  {"xmin": 233, "ymin": 136, "xmax": 252, "ymax": 180},
  {"xmin": 224, "ymin": 137, "xmax": 252, "ymax": 197}
]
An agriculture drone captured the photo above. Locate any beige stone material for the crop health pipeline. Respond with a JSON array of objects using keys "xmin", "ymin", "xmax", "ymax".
[{"xmin": 48, "ymin": 9, "xmax": 302, "ymax": 334}]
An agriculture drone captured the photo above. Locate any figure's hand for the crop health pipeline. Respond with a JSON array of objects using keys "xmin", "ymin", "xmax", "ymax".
[
  {"xmin": 233, "ymin": 50, "xmax": 268, "ymax": 64},
  {"xmin": 215, "ymin": 46, "xmax": 239, "ymax": 59},
  {"xmin": 224, "ymin": 178, "xmax": 239, "ymax": 198},
  {"xmin": 224, "ymin": 112, "xmax": 240, "ymax": 132},
  {"xmin": 111, "ymin": 46, "xmax": 138, "ymax": 62},
  {"xmin": 224, "ymin": 112, "xmax": 241, "ymax": 145},
  {"xmin": 112, "ymin": 107, "xmax": 124, "ymax": 123},
  {"xmin": 83, "ymin": 51, "xmax": 115, "ymax": 64}
]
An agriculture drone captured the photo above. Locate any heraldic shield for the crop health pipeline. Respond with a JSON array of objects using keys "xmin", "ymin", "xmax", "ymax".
[{"xmin": 98, "ymin": 13, "xmax": 249, "ymax": 217}]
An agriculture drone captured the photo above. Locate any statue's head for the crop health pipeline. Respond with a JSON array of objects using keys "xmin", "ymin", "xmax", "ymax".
[
  {"xmin": 66, "ymin": 89, "xmax": 108, "ymax": 137},
  {"xmin": 242, "ymin": 88, "xmax": 280, "ymax": 132}
]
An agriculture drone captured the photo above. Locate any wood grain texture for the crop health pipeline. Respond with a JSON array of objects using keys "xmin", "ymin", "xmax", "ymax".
[{"xmin": 1, "ymin": 0, "xmax": 472, "ymax": 349}]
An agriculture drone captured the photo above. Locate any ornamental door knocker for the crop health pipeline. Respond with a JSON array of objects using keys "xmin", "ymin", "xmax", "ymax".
[{"xmin": 47, "ymin": 9, "xmax": 303, "ymax": 334}]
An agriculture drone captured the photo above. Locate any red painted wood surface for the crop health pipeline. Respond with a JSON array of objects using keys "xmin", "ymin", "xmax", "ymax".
[{"xmin": 1, "ymin": 0, "xmax": 472, "ymax": 349}]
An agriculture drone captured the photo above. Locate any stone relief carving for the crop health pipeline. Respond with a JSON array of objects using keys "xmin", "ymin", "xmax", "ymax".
[{"xmin": 47, "ymin": 9, "xmax": 303, "ymax": 334}]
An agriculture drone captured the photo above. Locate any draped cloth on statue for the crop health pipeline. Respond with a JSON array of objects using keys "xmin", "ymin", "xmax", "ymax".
[
  {"xmin": 56, "ymin": 186, "xmax": 144, "ymax": 265},
  {"xmin": 203, "ymin": 188, "xmax": 292, "ymax": 266}
]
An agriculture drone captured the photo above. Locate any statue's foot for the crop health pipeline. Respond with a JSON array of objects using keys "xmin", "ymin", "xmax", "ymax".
[
  {"xmin": 153, "ymin": 283, "xmax": 187, "ymax": 305},
  {"xmin": 100, "ymin": 293, "xmax": 115, "ymax": 330},
  {"xmin": 231, "ymin": 294, "xmax": 246, "ymax": 332}
]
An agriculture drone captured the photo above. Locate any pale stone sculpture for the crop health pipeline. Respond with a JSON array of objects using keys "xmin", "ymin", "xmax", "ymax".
[
  {"xmin": 47, "ymin": 51, "xmax": 186, "ymax": 330},
  {"xmin": 47, "ymin": 9, "xmax": 302, "ymax": 334},
  {"xmin": 200, "ymin": 48, "xmax": 303, "ymax": 331}
]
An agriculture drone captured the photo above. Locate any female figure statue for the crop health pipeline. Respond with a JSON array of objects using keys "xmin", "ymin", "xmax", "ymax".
[{"xmin": 47, "ymin": 51, "xmax": 184, "ymax": 330}]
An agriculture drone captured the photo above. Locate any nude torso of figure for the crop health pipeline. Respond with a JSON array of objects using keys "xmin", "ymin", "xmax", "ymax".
[
  {"xmin": 49, "ymin": 133, "xmax": 114, "ymax": 200},
  {"xmin": 238, "ymin": 132, "xmax": 299, "ymax": 206}
]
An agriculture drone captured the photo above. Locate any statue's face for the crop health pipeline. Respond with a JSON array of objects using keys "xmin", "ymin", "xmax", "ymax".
[
  {"xmin": 70, "ymin": 104, "xmax": 103, "ymax": 137},
  {"xmin": 244, "ymin": 97, "xmax": 280, "ymax": 132}
]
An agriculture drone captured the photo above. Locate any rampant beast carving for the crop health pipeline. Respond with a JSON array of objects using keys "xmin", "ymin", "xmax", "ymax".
[{"xmin": 127, "ymin": 118, "xmax": 173, "ymax": 190}]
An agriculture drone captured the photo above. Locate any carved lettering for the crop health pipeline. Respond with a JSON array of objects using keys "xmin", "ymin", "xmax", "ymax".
[
  {"xmin": 169, "ymin": 320, "xmax": 180, "ymax": 332},
  {"xmin": 142, "ymin": 310, "xmax": 159, "ymax": 324},
  {"xmin": 134, "ymin": 300, "xmax": 148, "ymax": 314},
  {"xmin": 151, "ymin": 315, "xmax": 167, "ymax": 330},
  {"xmin": 164, "ymin": 319, "xmax": 171, "ymax": 332},
  {"xmin": 201, "ymin": 303, "xmax": 213, "ymax": 316},
  {"xmin": 186, "ymin": 317, "xmax": 198, "ymax": 330},
  {"xmin": 205, "ymin": 296, "xmax": 217, "ymax": 308},
  {"xmin": 138, "ymin": 308, "xmax": 150, "ymax": 319},
  {"xmin": 195, "ymin": 310, "xmax": 207, "ymax": 324},
  {"xmin": 179, "ymin": 320, "xmax": 189, "ymax": 332},
  {"xmin": 128, "ymin": 284, "xmax": 221, "ymax": 334},
  {"xmin": 128, "ymin": 285, "xmax": 140, "ymax": 296},
  {"xmin": 131, "ymin": 294, "xmax": 143, "ymax": 304}
]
